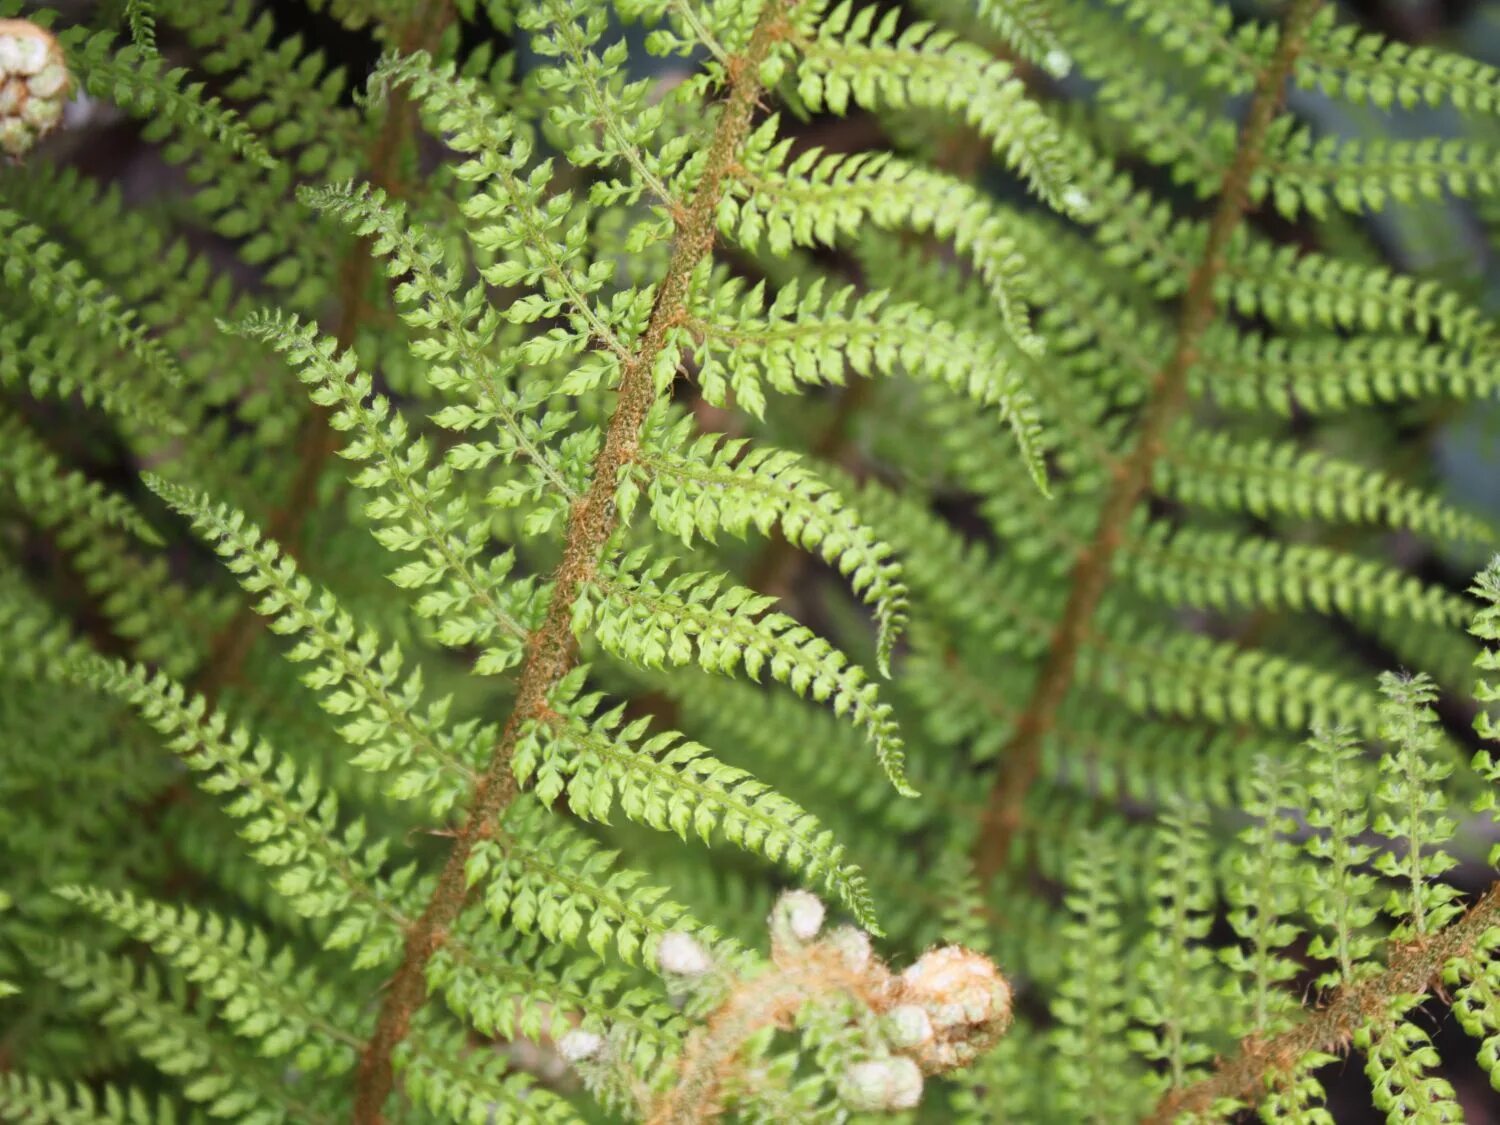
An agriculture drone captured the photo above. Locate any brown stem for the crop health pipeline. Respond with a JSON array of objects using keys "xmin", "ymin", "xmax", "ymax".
[
  {"xmin": 971, "ymin": 0, "xmax": 1324, "ymax": 881},
  {"xmin": 348, "ymin": 9, "xmax": 791, "ymax": 1121},
  {"xmin": 1147, "ymin": 879, "xmax": 1500, "ymax": 1122},
  {"xmin": 650, "ymin": 947, "xmax": 885, "ymax": 1125}
]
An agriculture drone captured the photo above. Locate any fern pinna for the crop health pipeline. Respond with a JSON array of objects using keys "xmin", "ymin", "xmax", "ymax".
[{"xmin": 5, "ymin": 0, "xmax": 1500, "ymax": 1120}]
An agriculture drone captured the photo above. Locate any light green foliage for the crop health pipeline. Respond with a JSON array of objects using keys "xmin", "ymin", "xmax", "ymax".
[
  {"xmin": 7, "ymin": 0, "xmax": 1500, "ymax": 1120},
  {"xmin": 1371, "ymin": 673, "xmax": 1462, "ymax": 937},
  {"xmin": 53, "ymin": 885, "xmax": 364, "ymax": 1075},
  {"xmin": 582, "ymin": 550, "xmax": 912, "ymax": 793},
  {"xmin": 1302, "ymin": 725, "xmax": 1383, "ymax": 987},
  {"xmin": 0, "ymin": 1075, "xmax": 197, "ymax": 1125},
  {"xmin": 1356, "ymin": 1006, "xmax": 1462, "ymax": 1125},
  {"xmin": 636, "ymin": 409, "xmax": 910, "ymax": 671},
  {"xmin": 1222, "ymin": 758, "xmax": 1303, "ymax": 1038},
  {"xmin": 515, "ymin": 667, "xmax": 876, "ymax": 923},
  {"xmin": 147, "ymin": 477, "xmax": 485, "ymax": 816},
  {"xmin": 1131, "ymin": 804, "xmax": 1223, "ymax": 1094},
  {"xmin": 1050, "ymin": 838, "xmax": 1144, "ymax": 1122}
]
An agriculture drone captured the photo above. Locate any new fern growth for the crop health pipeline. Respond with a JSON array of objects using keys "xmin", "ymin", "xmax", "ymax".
[{"xmin": 6, "ymin": 0, "xmax": 1500, "ymax": 1121}]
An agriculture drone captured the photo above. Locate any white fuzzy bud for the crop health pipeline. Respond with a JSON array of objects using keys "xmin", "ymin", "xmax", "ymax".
[
  {"xmin": 21, "ymin": 95, "xmax": 59, "ymax": 130},
  {"xmin": 0, "ymin": 21, "xmax": 69, "ymax": 159},
  {"xmin": 1043, "ymin": 49, "xmax": 1073, "ymax": 78},
  {"xmin": 0, "ymin": 116, "xmax": 30, "ymax": 158},
  {"xmin": 1061, "ymin": 187, "xmax": 1092, "ymax": 217},
  {"xmin": 839, "ymin": 1056, "xmax": 924, "ymax": 1112},
  {"xmin": 901, "ymin": 946, "xmax": 1010, "ymax": 1030},
  {"xmin": 656, "ymin": 931, "xmax": 712, "ymax": 977},
  {"xmin": 884, "ymin": 1004, "xmax": 934, "ymax": 1050},
  {"xmin": 15, "ymin": 35, "xmax": 46, "ymax": 75},
  {"xmin": 771, "ymin": 890, "xmax": 826, "ymax": 943},
  {"xmin": 827, "ymin": 926, "xmax": 873, "ymax": 971},
  {"xmin": 28, "ymin": 61, "xmax": 67, "ymax": 99},
  {"xmin": 0, "ymin": 35, "xmax": 23, "ymax": 74},
  {"xmin": 558, "ymin": 1029, "xmax": 604, "ymax": 1063}
]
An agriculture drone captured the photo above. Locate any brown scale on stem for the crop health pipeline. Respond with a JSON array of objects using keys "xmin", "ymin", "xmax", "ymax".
[
  {"xmin": 971, "ymin": 0, "xmax": 1326, "ymax": 882},
  {"xmin": 349, "ymin": 5, "xmax": 794, "ymax": 1120},
  {"xmin": 1149, "ymin": 881, "xmax": 1500, "ymax": 1121}
]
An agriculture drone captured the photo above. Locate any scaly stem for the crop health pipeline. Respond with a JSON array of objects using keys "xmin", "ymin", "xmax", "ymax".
[
  {"xmin": 650, "ymin": 948, "xmax": 879, "ymax": 1124},
  {"xmin": 349, "ymin": 7, "xmax": 791, "ymax": 1120},
  {"xmin": 1148, "ymin": 880, "xmax": 1500, "ymax": 1121},
  {"xmin": 971, "ymin": 0, "xmax": 1324, "ymax": 880}
]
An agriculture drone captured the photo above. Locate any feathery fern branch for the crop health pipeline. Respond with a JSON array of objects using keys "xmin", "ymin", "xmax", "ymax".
[
  {"xmin": 349, "ymin": 5, "xmax": 794, "ymax": 1117},
  {"xmin": 973, "ymin": 0, "xmax": 1325, "ymax": 879}
]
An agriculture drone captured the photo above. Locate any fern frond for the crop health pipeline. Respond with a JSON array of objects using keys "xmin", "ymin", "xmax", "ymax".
[
  {"xmin": 0, "ymin": 318, "xmax": 182, "ymax": 432},
  {"xmin": 669, "ymin": 669, "xmax": 936, "ymax": 834},
  {"xmin": 40, "ymin": 943, "xmax": 335, "ymax": 1124},
  {"xmin": 370, "ymin": 51, "xmax": 633, "ymax": 367},
  {"xmin": 727, "ymin": 146, "xmax": 1043, "ymax": 354},
  {"xmin": 1222, "ymin": 756, "xmax": 1304, "ymax": 1038},
  {"xmin": 55, "ymin": 652, "xmax": 410, "ymax": 966},
  {"xmin": 1215, "ymin": 232, "xmax": 1490, "ymax": 345},
  {"xmin": 229, "ymin": 310, "xmax": 543, "ymax": 673},
  {"xmin": 1084, "ymin": 0, "xmax": 1259, "ymax": 96},
  {"xmin": 638, "ymin": 411, "xmax": 909, "ymax": 670},
  {"xmin": 1051, "ymin": 835, "xmax": 1147, "ymax": 1121},
  {"xmin": 123, "ymin": 0, "xmax": 157, "ymax": 53},
  {"xmin": 398, "ymin": 1019, "xmax": 585, "ymax": 1125},
  {"xmin": 61, "ymin": 28, "xmax": 275, "ymax": 170},
  {"xmin": 300, "ymin": 180, "xmax": 579, "ymax": 505},
  {"xmin": 466, "ymin": 796, "xmax": 747, "ymax": 972},
  {"xmin": 1124, "ymin": 526, "xmax": 1471, "ymax": 627},
  {"xmin": 0, "ymin": 411, "xmax": 160, "ymax": 546},
  {"xmin": 0, "ymin": 1074, "xmax": 198, "ymax": 1125},
  {"xmin": 1357, "ymin": 1004, "xmax": 1462, "ymax": 1124},
  {"xmin": 581, "ymin": 551, "xmax": 913, "ymax": 795},
  {"xmin": 1132, "ymin": 803, "xmax": 1224, "ymax": 1096},
  {"xmin": 1302, "ymin": 724, "xmax": 1383, "ymax": 989},
  {"xmin": 157, "ymin": 0, "xmax": 363, "ymax": 176},
  {"xmin": 432, "ymin": 907, "xmax": 689, "ymax": 1061},
  {"xmin": 514, "ymin": 666, "xmax": 876, "ymax": 924},
  {"xmin": 1196, "ymin": 329, "xmax": 1500, "ymax": 417},
  {"xmin": 1256, "ymin": 129, "xmax": 1500, "ymax": 220},
  {"xmin": 1372, "ymin": 672, "xmax": 1463, "ymax": 938},
  {"xmin": 522, "ymin": 0, "xmax": 686, "ymax": 212},
  {"xmin": 685, "ymin": 274, "xmax": 1048, "ymax": 480},
  {"xmin": 1443, "ymin": 928, "xmax": 1500, "ymax": 1096},
  {"xmin": 972, "ymin": 0, "xmax": 1070, "ymax": 72},
  {"xmin": 54, "ymin": 885, "xmax": 364, "ymax": 1074},
  {"xmin": 1157, "ymin": 429, "xmax": 1495, "ymax": 545},
  {"xmin": 1300, "ymin": 16, "xmax": 1500, "ymax": 114},
  {"xmin": 793, "ymin": 3, "xmax": 1086, "ymax": 214},
  {"xmin": 145, "ymin": 476, "xmax": 485, "ymax": 815},
  {"xmin": 0, "ymin": 210, "xmax": 182, "ymax": 390}
]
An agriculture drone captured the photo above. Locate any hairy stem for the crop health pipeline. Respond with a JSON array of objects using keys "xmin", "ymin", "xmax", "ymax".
[
  {"xmin": 1148, "ymin": 880, "xmax": 1500, "ymax": 1121},
  {"xmin": 349, "ymin": 8, "xmax": 791, "ymax": 1120},
  {"xmin": 650, "ymin": 949, "xmax": 878, "ymax": 1124},
  {"xmin": 971, "ymin": 0, "xmax": 1324, "ymax": 880}
]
